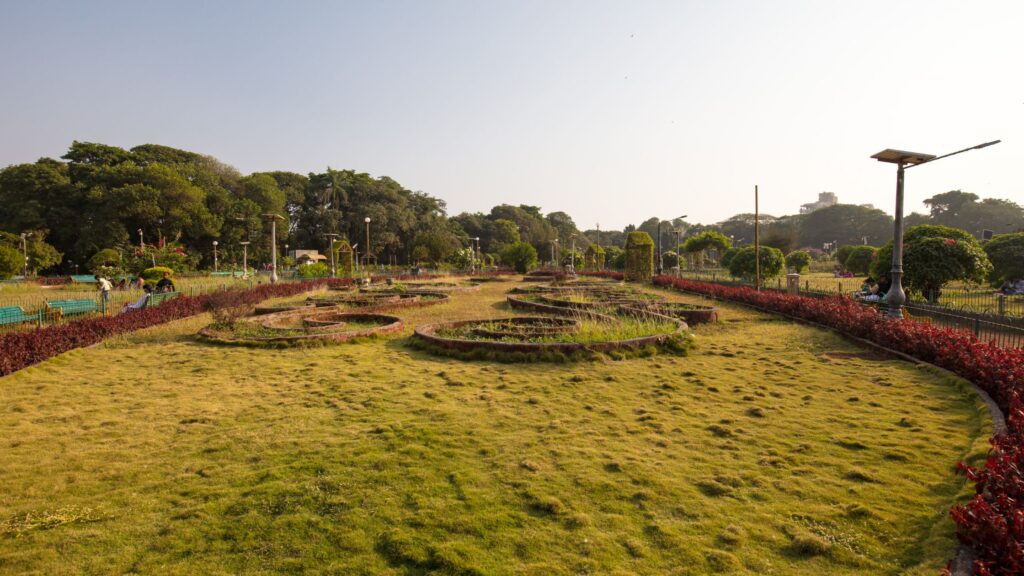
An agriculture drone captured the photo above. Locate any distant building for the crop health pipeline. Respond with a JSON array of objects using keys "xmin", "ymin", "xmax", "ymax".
[
  {"xmin": 290, "ymin": 249, "xmax": 328, "ymax": 265},
  {"xmin": 800, "ymin": 192, "xmax": 838, "ymax": 214}
]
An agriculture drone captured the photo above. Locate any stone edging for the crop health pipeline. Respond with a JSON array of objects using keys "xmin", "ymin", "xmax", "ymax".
[{"xmin": 198, "ymin": 310, "xmax": 404, "ymax": 345}]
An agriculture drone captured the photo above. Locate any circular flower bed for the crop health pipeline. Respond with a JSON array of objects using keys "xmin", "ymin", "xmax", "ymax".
[
  {"xmin": 623, "ymin": 301, "xmax": 720, "ymax": 325},
  {"xmin": 198, "ymin": 309, "xmax": 403, "ymax": 346}
]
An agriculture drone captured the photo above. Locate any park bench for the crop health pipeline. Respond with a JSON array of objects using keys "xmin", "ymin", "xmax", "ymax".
[
  {"xmin": 70, "ymin": 275, "xmax": 98, "ymax": 283},
  {"xmin": 46, "ymin": 298, "xmax": 100, "ymax": 318},
  {"xmin": 0, "ymin": 306, "xmax": 42, "ymax": 327},
  {"xmin": 146, "ymin": 291, "xmax": 181, "ymax": 307}
]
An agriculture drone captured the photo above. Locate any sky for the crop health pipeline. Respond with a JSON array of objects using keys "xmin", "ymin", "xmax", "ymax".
[{"xmin": 1, "ymin": 0, "xmax": 1021, "ymax": 229}]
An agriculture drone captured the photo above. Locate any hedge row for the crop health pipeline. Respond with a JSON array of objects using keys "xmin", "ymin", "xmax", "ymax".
[
  {"xmin": 0, "ymin": 279, "xmax": 353, "ymax": 377},
  {"xmin": 651, "ymin": 275, "xmax": 1024, "ymax": 575}
]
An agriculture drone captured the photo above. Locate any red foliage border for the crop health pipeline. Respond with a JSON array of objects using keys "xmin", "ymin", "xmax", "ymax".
[
  {"xmin": 0, "ymin": 279, "xmax": 353, "ymax": 377},
  {"xmin": 651, "ymin": 275, "xmax": 1024, "ymax": 575}
]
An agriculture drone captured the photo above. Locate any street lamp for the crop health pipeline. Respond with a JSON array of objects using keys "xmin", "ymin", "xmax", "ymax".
[
  {"xmin": 871, "ymin": 139, "xmax": 1000, "ymax": 320},
  {"xmin": 138, "ymin": 228, "xmax": 144, "ymax": 251},
  {"xmin": 657, "ymin": 215, "xmax": 687, "ymax": 275},
  {"xmin": 239, "ymin": 241, "xmax": 251, "ymax": 278},
  {"xmin": 325, "ymin": 233, "xmax": 341, "ymax": 278},
  {"xmin": 212, "ymin": 240, "xmax": 219, "ymax": 272},
  {"xmin": 263, "ymin": 214, "xmax": 284, "ymax": 284},
  {"xmin": 675, "ymin": 228, "xmax": 683, "ymax": 277},
  {"xmin": 551, "ymin": 237, "xmax": 558, "ymax": 268},
  {"xmin": 569, "ymin": 233, "xmax": 577, "ymax": 274},
  {"xmin": 364, "ymin": 217, "xmax": 372, "ymax": 267},
  {"xmin": 20, "ymin": 232, "xmax": 31, "ymax": 277}
]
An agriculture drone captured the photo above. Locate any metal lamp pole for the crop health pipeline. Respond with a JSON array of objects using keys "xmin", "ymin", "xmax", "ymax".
[
  {"xmin": 675, "ymin": 228, "xmax": 682, "ymax": 277},
  {"xmin": 212, "ymin": 240, "xmax": 219, "ymax": 272},
  {"xmin": 871, "ymin": 139, "xmax": 1000, "ymax": 319},
  {"xmin": 325, "ymin": 233, "xmax": 340, "ymax": 278},
  {"xmin": 569, "ymin": 234, "xmax": 577, "ymax": 274},
  {"xmin": 20, "ymin": 232, "xmax": 31, "ymax": 277},
  {"xmin": 263, "ymin": 213, "xmax": 283, "ymax": 284},
  {"xmin": 364, "ymin": 217, "xmax": 372, "ymax": 268},
  {"xmin": 240, "ymin": 241, "xmax": 250, "ymax": 278}
]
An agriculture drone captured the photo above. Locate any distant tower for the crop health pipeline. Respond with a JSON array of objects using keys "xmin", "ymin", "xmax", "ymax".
[{"xmin": 800, "ymin": 192, "xmax": 839, "ymax": 214}]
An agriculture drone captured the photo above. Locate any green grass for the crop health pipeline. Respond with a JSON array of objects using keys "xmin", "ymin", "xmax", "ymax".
[{"xmin": 0, "ymin": 279, "xmax": 992, "ymax": 574}]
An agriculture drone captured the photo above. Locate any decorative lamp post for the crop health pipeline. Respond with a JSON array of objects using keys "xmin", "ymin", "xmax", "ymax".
[
  {"xmin": 364, "ymin": 217, "xmax": 372, "ymax": 267},
  {"xmin": 473, "ymin": 237, "xmax": 480, "ymax": 272},
  {"xmin": 240, "ymin": 241, "xmax": 250, "ymax": 278},
  {"xmin": 675, "ymin": 228, "xmax": 682, "ymax": 277},
  {"xmin": 325, "ymin": 233, "xmax": 340, "ymax": 278},
  {"xmin": 870, "ymin": 139, "xmax": 1000, "ymax": 320},
  {"xmin": 138, "ymin": 228, "xmax": 144, "ymax": 251},
  {"xmin": 284, "ymin": 243, "xmax": 289, "ymax": 270},
  {"xmin": 20, "ymin": 232, "xmax": 31, "ymax": 277},
  {"xmin": 569, "ymin": 233, "xmax": 577, "ymax": 274},
  {"xmin": 212, "ymin": 240, "xmax": 219, "ymax": 272},
  {"xmin": 263, "ymin": 213, "xmax": 284, "ymax": 284}
]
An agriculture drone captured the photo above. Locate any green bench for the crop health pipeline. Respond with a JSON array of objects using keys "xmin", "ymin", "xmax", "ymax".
[
  {"xmin": 47, "ymin": 299, "xmax": 100, "ymax": 317},
  {"xmin": 147, "ymin": 291, "xmax": 181, "ymax": 307},
  {"xmin": 70, "ymin": 275, "xmax": 98, "ymax": 283},
  {"xmin": 0, "ymin": 306, "xmax": 42, "ymax": 327}
]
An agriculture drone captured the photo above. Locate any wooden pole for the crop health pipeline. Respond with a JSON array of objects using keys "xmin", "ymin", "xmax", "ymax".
[{"xmin": 754, "ymin": 185, "xmax": 760, "ymax": 291}]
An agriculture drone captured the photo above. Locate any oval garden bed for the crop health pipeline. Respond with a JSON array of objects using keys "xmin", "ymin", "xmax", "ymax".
[
  {"xmin": 198, "ymin": 309, "xmax": 403, "ymax": 346},
  {"xmin": 412, "ymin": 314, "xmax": 690, "ymax": 361},
  {"xmin": 622, "ymin": 301, "xmax": 720, "ymax": 325}
]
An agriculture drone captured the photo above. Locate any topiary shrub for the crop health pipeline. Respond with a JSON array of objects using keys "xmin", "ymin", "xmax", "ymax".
[
  {"xmin": 720, "ymin": 247, "xmax": 739, "ymax": 269},
  {"xmin": 297, "ymin": 262, "xmax": 329, "ymax": 278},
  {"xmin": 584, "ymin": 244, "xmax": 605, "ymax": 271},
  {"xmin": 834, "ymin": 245, "xmax": 856, "ymax": 268},
  {"xmin": 784, "ymin": 250, "xmax": 811, "ymax": 273},
  {"xmin": 727, "ymin": 246, "xmax": 785, "ymax": 281},
  {"xmin": 683, "ymin": 231, "xmax": 732, "ymax": 269},
  {"xmin": 984, "ymin": 232, "xmax": 1024, "ymax": 286},
  {"xmin": 87, "ymin": 248, "xmax": 121, "ymax": 272},
  {"xmin": 141, "ymin": 266, "xmax": 174, "ymax": 283},
  {"xmin": 844, "ymin": 245, "xmax": 877, "ymax": 275},
  {"xmin": 335, "ymin": 239, "xmax": 354, "ymax": 277},
  {"xmin": 624, "ymin": 232, "xmax": 654, "ymax": 282},
  {"xmin": 872, "ymin": 224, "xmax": 991, "ymax": 300},
  {"xmin": 0, "ymin": 245, "xmax": 21, "ymax": 279}
]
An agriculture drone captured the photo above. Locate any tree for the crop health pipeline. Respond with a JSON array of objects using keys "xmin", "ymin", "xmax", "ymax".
[
  {"xmin": 728, "ymin": 246, "xmax": 785, "ymax": 281},
  {"xmin": 87, "ymin": 248, "xmax": 122, "ymax": 272},
  {"xmin": 872, "ymin": 225, "xmax": 992, "ymax": 300},
  {"xmin": 762, "ymin": 217, "xmax": 800, "ymax": 254},
  {"xmin": 500, "ymin": 241, "xmax": 537, "ymax": 273},
  {"xmin": 605, "ymin": 246, "xmax": 625, "ymax": 270},
  {"xmin": 0, "ymin": 244, "xmax": 25, "ymax": 279},
  {"xmin": 683, "ymin": 231, "xmax": 732, "ymax": 269},
  {"xmin": 720, "ymin": 247, "xmax": 739, "ymax": 269},
  {"xmin": 785, "ymin": 250, "xmax": 811, "ymax": 273},
  {"xmin": 834, "ymin": 245, "xmax": 856, "ymax": 268},
  {"xmin": 984, "ymin": 232, "xmax": 1024, "ymax": 286},
  {"xmin": 0, "ymin": 231, "xmax": 62, "ymax": 275},
  {"xmin": 844, "ymin": 246, "xmax": 877, "ymax": 275},
  {"xmin": 798, "ymin": 204, "xmax": 893, "ymax": 248}
]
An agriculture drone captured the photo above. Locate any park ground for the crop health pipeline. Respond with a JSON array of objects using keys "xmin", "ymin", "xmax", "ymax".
[{"xmin": 0, "ymin": 279, "xmax": 993, "ymax": 575}]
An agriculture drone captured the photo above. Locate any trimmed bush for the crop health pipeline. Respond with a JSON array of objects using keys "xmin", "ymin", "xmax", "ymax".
[
  {"xmin": 727, "ymin": 246, "xmax": 784, "ymax": 280},
  {"xmin": 624, "ymin": 232, "xmax": 654, "ymax": 282},
  {"xmin": 500, "ymin": 241, "xmax": 538, "ymax": 274},
  {"xmin": 834, "ymin": 245, "xmax": 856, "ymax": 268},
  {"xmin": 785, "ymin": 250, "xmax": 811, "ymax": 273},
  {"xmin": 0, "ymin": 244, "xmax": 22, "ymax": 279},
  {"xmin": 720, "ymin": 247, "xmax": 739, "ymax": 269},
  {"xmin": 872, "ymin": 225, "xmax": 991, "ymax": 300},
  {"xmin": 141, "ymin": 266, "xmax": 174, "ymax": 283},
  {"xmin": 297, "ymin": 262, "xmax": 329, "ymax": 278},
  {"xmin": 844, "ymin": 245, "xmax": 877, "ymax": 275},
  {"xmin": 984, "ymin": 232, "xmax": 1024, "ymax": 286},
  {"xmin": 584, "ymin": 244, "xmax": 605, "ymax": 271}
]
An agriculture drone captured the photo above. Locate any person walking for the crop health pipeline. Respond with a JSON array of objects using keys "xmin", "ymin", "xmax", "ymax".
[{"xmin": 95, "ymin": 274, "xmax": 113, "ymax": 313}]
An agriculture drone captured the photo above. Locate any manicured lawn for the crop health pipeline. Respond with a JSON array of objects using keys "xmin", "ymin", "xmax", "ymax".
[{"xmin": 0, "ymin": 280, "xmax": 991, "ymax": 574}]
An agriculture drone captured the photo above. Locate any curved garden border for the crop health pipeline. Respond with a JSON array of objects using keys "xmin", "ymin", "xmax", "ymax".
[
  {"xmin": 621, "ymin": 302, "xmax": 720, "ymax": 325},
  {"xmin": 505, "ymin": 294, "xmax": 616, "ymax": 322}
]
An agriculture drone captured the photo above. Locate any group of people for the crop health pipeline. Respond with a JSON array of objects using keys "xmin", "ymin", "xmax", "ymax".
[
  {"xmin": 93, "ymin": 272, "xmax": 176, "ymax": 313},
  {"xmin": 854, "ymin": 277, "xmax": 891, "ymax": 303},
  {"xmin": 998, "ymin": 279, "xmax": 1024, "ymax": 296}
]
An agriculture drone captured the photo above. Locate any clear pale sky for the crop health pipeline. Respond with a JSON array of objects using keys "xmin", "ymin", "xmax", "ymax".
[{"xmin": 1, "ymin": 1, "xmax": 1021, "ymax": 228}]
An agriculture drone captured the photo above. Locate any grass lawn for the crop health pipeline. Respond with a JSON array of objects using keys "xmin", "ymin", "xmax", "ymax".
[{"xmin": 0, "ymin": 280, "xmax": 992, "ymax": 575}]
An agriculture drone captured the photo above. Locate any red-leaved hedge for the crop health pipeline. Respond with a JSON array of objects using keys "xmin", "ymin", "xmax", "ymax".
[
  {"xmin": 0, "ymin": 279, "xmax": 352, "ymax": 377},
  {"xmin": 651, "ymin": 275, "xmax": 1024, "ymax": 575}
]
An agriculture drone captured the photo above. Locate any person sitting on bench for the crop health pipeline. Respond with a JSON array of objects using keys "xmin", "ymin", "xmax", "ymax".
[{"xmin": 122, "ymin": 285, "xmax": 153, "ymax": 312}]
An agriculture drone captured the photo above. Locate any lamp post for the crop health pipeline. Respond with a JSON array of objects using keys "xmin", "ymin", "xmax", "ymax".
[
  {"xmin": 212, "ymin": 240, "xmax": 219, "ymax": 272},
  {"xmin": 675, "ymin": 228, "xmax": 682, "ymax": 277},
  {"xmin": 352, "ymin": 244, "xmax": 359, "ymax": 273},
  {"xmin": 262, "ymin": 214, "xmax": 284, "ymax": 284},
  {"xmin": 871, "ymin": 139, "xmax": 1000, "ymax": 319},
  {"xmin": 284, "ymin": 243, "xmax": 289, "ymax": 269},
  {"xmin": 138, "ymin": 228, "xmax": 144, "ymax": 251},
  {"xmin": 239, "ymin": 241, "xmax": 250, "ymax": 278},
  {"xmin": 551, "ymin": 237, "xmax": 558, "ymax": 268},
  {"xmin": 325, "ymin": 233, "xmax": 340, "ymax": 278},
  {"xmin": 656, "ymin": 215, "xmax": 687, "ymax": 275},
  {"xmin": 474, "ymin": 237, "xmax": 480, "ymax": 272},
  {"xmin": 569, "ymin": 233, "xmax": 577, "ymax": 274},
  {"xmin": 364, "ymin": 217, "xmax": 372, "ymax": 267},
  {"xmin": 20, "ymin": 232, "xmax": 31, "ymax": 277}
]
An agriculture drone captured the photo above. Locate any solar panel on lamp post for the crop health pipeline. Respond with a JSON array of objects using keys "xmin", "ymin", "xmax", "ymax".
[{"xmin": 870, "ymin": 140, "xmax": 1000, "ymax": 320}]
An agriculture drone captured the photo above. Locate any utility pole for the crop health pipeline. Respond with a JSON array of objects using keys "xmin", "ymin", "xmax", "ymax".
[{"xmin": 754, "ymin": 185, "xmax": 760, "ymax": 291}]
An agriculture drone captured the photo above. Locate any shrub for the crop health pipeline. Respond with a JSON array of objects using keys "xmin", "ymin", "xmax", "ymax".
[
  {"xmin": 872, "ymin": 225, "xmax": 991, "ymax": 300},
  {"xmin": 834, "ymin": 245, "xmax": 856, "ymax": 267},
  {"xmin": 624, "ymin": 232, "xmax": 654, "ymax": 282},
  {"xmin": 297, "ymin": 262, "xmax": 329, "ymax": 278},
  {"xmin": 141, "ymin": 266, "xmax": 174, "ymax": 283},
  {"xmin": 683, "ymin": 231, "xmax": 732, "ymax": 268},
  {"xmin": 87, "ymin": 248, "xmax": 122, "ymax": 272},
  {"xmin": 207, "ymin": 290, "xmax": 255, "ymax": 325},
  {"xmin": 500, "ymin": 241, "xmax": 538, "ymax": 274},
  {"xmin": 727, "ymin": 246, "xmax": 784, "ymax": 280},
  {"xmin": 844, "ymin": 245, "xmax": 877, "ymax": 275},
  {"xmin": 605, "ymin": 246, "xmax": 625, "ymax": 270},
  {"xmin": 720, "ymin": 247, "xmax": 739, "ymax": 269},
  {"xmin": 984, "ymin": 232, "xmax": 1024, "ymax": 286},
  {"xmin": 785, "ymin": 250, "xmax": 811, "ymax": 273},
  {"xmin": 0, "ymin": 244, "xmax": 22, "ymax": 279}
]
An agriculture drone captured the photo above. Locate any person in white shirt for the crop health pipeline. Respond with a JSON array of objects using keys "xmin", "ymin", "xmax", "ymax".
[{"xmin": 95, "ymin": 274, "xmax": 113, "ymax": 305}]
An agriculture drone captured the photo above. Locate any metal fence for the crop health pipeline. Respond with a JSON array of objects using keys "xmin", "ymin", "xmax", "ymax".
[{"xmin": 668, "ymin": 271, "xmax": 1024, "ymax": 350}]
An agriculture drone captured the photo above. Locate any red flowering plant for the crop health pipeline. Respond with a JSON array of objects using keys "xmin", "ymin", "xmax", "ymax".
[{"xmin": 652, "ymin": 275, "xmax": 1024, "ymax": 574}]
